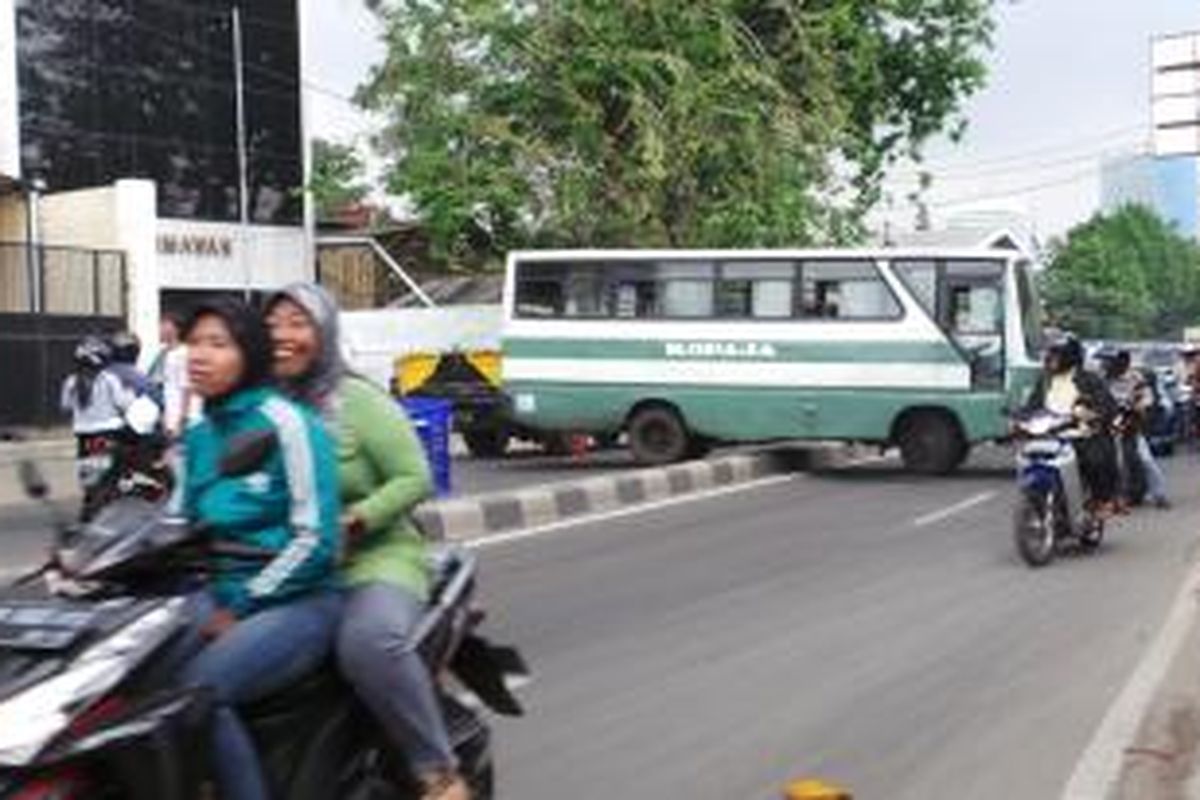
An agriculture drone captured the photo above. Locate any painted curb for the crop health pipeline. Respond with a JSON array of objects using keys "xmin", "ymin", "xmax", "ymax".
[{"xmin": 414, "ymin": 450, "xmax": 791, "ymax": 541}]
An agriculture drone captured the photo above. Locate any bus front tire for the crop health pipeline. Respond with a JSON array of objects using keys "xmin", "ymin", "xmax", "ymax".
[
  {"xmin": 464, "ymin": 427, "xmax": 510, "ymax": 459},
  {"xmin": 897, "ymin": 412, "xmax": 964, "ymax": 475},
  {"xmin": 628, "ymin": 406, "xmax": 693, "ymax": 465}
]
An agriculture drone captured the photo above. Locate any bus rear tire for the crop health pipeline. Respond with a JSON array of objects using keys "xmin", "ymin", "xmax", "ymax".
[
  {"xmin": 628, "ymin": 406, "xmax": 692, "ymax": 465},
  {"xmin": 897, "ymin": 412, "xmax": 963, "ymax": 475}
]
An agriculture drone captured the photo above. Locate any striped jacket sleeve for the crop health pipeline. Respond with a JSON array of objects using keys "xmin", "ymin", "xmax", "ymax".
[{"xmin": 234, "ymin": 397, "xmax": 339, "ymax": 614}]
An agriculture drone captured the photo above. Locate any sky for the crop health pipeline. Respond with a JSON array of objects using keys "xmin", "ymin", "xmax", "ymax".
[{"xmin": 303, "ymin": 0, "xmax": 1200, "ymax": 241}]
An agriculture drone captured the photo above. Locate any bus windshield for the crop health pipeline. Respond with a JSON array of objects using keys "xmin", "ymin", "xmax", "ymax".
[{"xmin": 1014, "ymin": 261, "xmax": 1044, "ymax": 359}]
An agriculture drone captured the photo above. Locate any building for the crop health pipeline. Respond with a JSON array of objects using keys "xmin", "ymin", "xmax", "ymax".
[
  {"xmin": 0, "ymin": 0, "xmax": 311, "ymax": 424},
  {"xmin": 1100, "ymin": 153, "xmax": 1197, "ymax": 238}
]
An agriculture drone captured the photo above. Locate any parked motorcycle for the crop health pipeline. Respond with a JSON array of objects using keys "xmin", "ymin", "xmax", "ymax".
[
  {"xmin": 1012, "ymin": 410, "xmax": 1105, "ymax": 567},
  {"xmin": 0, "ymin": 435, "xmax": 527, "ymax": 799}
]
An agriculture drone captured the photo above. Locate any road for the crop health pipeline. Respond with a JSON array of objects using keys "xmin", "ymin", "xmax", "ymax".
[
  {"xmin": 478, "ymin": 448, "xmax": 1200, "ymax": 800},
  {"xmin": 2, "ymin": 448, "xmax": 1198, "ymax": 798}
]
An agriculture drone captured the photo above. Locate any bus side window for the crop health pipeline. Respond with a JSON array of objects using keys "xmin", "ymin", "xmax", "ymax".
[
  {"xmin": 516, "ymin": 280, "xmax": 564, "ymax": 317},
  {"xmin": 799, "ymin": 260, "xmax": 900, "ymax": 320}
]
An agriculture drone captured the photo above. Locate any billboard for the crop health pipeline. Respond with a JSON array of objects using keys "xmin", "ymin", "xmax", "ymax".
[
  {"xmin": 0, "ymin": 0, "xmax": 18, "ymax": 179},
  {"xmin": 1153, "ymin": 32, "xmax": 1200, "ymax": 157}
]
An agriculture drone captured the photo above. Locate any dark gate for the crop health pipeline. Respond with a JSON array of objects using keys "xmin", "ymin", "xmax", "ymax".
[{"xmin": 0, "ymin": 243, "xmax": 127, "ymax": 427}]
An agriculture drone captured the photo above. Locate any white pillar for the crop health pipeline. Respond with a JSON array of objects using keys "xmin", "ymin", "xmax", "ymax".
[
  {"xmin": 113, "ymin": 179, "xmax": 159, "ymax": 348},
  {"xmin": 0, "ymin": 0, "xmax": 19, "ymax": 181}
]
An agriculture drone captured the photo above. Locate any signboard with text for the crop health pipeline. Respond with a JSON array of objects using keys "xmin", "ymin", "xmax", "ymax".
[{"xmin": 1153, "ymin": 32, "xmax": 1200, "ymax": 157}]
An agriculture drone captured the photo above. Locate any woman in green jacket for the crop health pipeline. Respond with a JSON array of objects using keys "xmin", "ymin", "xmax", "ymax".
[{"xmin": 265, "ymin": 284, "xmax": 469, "ymax": 800}]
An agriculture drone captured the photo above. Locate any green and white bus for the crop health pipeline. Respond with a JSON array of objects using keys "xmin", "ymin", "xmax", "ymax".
[{"xmin": 501, "ymin": 249, "xmax": 1045, "ymax": 473}]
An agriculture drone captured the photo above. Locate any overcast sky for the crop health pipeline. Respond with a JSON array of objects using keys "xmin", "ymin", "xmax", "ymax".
[{"xmin": 304, "ymin": 0, "xmax": 1200, "ymax": 239}]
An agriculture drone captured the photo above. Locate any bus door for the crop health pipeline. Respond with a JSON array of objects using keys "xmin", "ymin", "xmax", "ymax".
[
  {"xmin": 894, "ymin": 259, "xmax": 1006, "ymax": 391},
  {"xmin": 943, "ymin": 261, "xmax": 1005, "ymax": 390}
]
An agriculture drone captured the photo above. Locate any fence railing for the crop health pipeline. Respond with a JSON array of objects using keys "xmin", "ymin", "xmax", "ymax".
[{"xmin": 0, "ymin": 242, "xmax": 127, "ymax": 316}]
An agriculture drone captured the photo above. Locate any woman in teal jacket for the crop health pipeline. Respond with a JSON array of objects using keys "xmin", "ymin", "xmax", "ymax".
[
  {"xmin": 266, "ymin": 284, "xmax": 469, "ymax": 800},
  {"xmin": 175, "ymin": 296, "xmax": 342, "ymax": 800}
]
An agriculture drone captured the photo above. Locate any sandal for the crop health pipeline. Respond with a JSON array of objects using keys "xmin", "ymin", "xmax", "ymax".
[{"xmin": 419, "ymin": 770, "xmax": 471, "ymax": 800}]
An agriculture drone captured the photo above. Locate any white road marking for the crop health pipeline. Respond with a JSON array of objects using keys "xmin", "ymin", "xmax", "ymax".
[
  {"xmin": 464, "ymin": 473, "xmax": 797, "ymax": 551},
  {"xmin": 912, "ymin": 490, "xmax": 998, "ymax": 528},
  {"xmin": 1061, "ymin": 551, "xmax": 1200, "ymax": 799}
]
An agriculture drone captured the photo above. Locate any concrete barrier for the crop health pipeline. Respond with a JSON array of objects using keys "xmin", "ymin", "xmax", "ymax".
[{"xmin": 414, "ymin": 450, "xmax": 790, "ymax": 540}]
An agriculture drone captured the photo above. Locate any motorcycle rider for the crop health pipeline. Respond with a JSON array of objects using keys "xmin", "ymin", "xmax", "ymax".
[
  {"xmin": 171, "ymin": 296, "xmax": 343, "ymax": 800},
  {"xmin": 265, "ymin": 283, "xmax": 471, "ymax": 800},
  {"xmin": 1102, "ymin": 349, "xmax": 1170, "ymax": 509},
  {"xmin": 1022, "ymin": 335, "xmax": 1120, "ymax": 516},
  {"xmin": 60, "ymin": 334, "xmax": 137, "ymax": 519}
]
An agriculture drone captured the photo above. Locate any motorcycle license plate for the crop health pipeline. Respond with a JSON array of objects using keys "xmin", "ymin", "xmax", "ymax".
[{"xmin": 0, "ymin": 601, "xmax": 97, "ymax": 651}]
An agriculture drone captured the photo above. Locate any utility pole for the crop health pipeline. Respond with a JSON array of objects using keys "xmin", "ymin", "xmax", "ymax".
[{"xmin": 232, "ymin": 5, "xmax": 251, "ymax": 301}]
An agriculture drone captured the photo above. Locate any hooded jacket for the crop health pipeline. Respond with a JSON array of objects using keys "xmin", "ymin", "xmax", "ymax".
[{"xmin": 269, "ymin": 283, "xmax": 434, "ymax": 598}]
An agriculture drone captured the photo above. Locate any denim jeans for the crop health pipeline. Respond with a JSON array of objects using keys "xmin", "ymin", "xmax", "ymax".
[
  {"xmin": 1136, "ymin": 434, "xmax": 1168, "ymax": 502},
  {"xmin": 178, "ymin": 590, "xmax": 342, "ymax": 800},
  {"xmin": 337, "ymin": 582, "xmax": 457, "ymax": 774}
]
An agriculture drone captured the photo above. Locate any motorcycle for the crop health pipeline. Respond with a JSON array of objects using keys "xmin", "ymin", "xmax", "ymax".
[
  {"xmin": 0, "ymin": 433, "xmax": 527, "ymax": 799},
  {"xmin": 1011, "ymin": 410, "xmax": 1106, "ymax": 567},
  {"xmin": 77, "ymin": 395, "xmax": 175, "ymax": 522}
]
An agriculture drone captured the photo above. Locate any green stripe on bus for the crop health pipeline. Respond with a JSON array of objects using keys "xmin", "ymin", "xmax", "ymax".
[{"xmin": 504, "ymin": 338, "xmax": 963, "ymax": 364}]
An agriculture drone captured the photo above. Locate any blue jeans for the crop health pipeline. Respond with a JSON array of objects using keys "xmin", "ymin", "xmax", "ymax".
[
  {"xmin": 337, "ymin": 582, "xmax": 457, "ymax": 774},
  {"xmin": 1136, "ymin": 434, "xmax": 1168, "ymax": 502},
  {"xmin": 179, "ymin": 591, "xmax": 342, "ymax": 800}
]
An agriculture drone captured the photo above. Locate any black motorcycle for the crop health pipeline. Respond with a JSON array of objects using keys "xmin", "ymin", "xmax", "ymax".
[{"xmin": 0, "ymin": 435, "xmax": 527, "ymax": 799}]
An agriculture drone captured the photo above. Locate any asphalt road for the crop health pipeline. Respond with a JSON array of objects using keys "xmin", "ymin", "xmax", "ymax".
[
  {"xmin": 478, "ymin": 448, "xmax": 1200, "ymax": 800},
  {"xmin": 3, "ymin": 448, "xmax": 1200, "ymax": 798}
]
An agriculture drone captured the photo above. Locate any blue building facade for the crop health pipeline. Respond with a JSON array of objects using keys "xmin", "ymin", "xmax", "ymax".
[{"xmin": 1101, "ymin": 154, "xmax": 1198, "ymax": 239}]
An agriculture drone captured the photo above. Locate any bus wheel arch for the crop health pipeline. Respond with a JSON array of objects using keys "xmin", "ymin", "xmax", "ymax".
[
  {"xmin": 625, "ymin": 400, "xmax": 696, "ymax": 465},
  {"xmin": 891, "ymin": 407, "xmax": 968, "ymax": 475}
]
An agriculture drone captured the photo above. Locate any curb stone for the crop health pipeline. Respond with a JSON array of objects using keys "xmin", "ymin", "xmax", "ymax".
[{"xmin": 413, "ymin": 449, "xmax": 791, "ymax": 541}]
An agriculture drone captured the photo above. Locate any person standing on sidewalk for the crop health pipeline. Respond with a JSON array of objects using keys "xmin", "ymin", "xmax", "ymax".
[
  {"xmin": 147, "ymin": 310, "xmax": 196, "ymax": 439},
  {"xmin": 264, "ymin": 283, "xmax": 470, "ymax": 800},
  {"xmin": 1104, "ymin": 350, "xmax": 1170, "ymax": 510}
]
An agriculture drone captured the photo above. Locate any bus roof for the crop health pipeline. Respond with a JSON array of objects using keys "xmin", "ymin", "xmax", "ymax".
[{"xmin": 506, "ymin": 247, "xmax": 1023, "ymax": 264}]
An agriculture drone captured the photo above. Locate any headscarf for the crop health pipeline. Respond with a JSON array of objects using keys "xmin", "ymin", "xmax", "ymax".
[
  {"xmin": 182, "ymin": 295, "xmax": 273, "ymax": 400},
  {"xmin": 265, "ymin": 282, "xmax": 346, "ymax": 418}
]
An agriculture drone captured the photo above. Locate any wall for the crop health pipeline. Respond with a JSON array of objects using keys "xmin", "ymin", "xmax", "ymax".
[{"xmin": 39, "ymin": 180, "xmax": 158, "ymax": 345}]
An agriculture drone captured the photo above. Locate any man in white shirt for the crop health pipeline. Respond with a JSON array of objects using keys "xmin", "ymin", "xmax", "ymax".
[{"xmin": 147, "ymin": 310, "xmax": 196, "ymax": 438}]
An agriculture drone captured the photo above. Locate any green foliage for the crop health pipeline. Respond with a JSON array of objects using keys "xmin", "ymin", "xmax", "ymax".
[
  {"xmin": 310, "ymin": 138, "xmax": 369, "ymax": 223},
  {"xmin": 359, "ymin": 0, "xmax": 993, "ymax": 268},
  {"xmin": 1042, "ymin": 205, "xmax": 1200, "ymax": 340}
]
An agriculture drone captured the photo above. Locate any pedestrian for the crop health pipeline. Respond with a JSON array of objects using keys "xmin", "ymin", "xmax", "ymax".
[
  {"xmin": 1104, "ymin": 350, "xmax": 1170, "ymax": 509},
  {"xmin": 147, "ymin": 309, "xmax": 196, "ymax": 438},
  {"xmin": 264, "ymin": 283, "xmax": 469, "ymax": 800}
]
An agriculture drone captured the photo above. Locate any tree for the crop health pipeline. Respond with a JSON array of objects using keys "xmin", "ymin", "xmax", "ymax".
[
  {"xmin": 358, "ymin": 0, "xmax": 993, "ymax": 268},
  {"xmin": 310, "ymin": 138, "xmax": 370, "ymax": 224},
  {"xmin": 1042, "ymin": 205, "xmax": 1200, "ymax": 340}
]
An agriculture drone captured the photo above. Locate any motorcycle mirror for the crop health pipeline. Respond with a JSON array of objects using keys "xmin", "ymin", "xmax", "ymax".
[
  {"xmin": 219, "ymin": 428, "xmax": 277, "ymax": 477},
  {"xmin": 18, "ymin": 460, "xmax": 49, "ymax": 500}
]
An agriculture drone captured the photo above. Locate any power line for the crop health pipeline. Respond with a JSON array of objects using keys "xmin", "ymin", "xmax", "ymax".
[
  {"xmin": 889, "ymin": 123, "xmax": 1149, "ymax": 180},
  {"xmin": 927, "ymin": 165, "xmax": 1100, "ymax": 207}
]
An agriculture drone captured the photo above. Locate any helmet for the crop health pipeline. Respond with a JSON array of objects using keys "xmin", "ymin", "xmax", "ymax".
[
  {"xmin": 1044, "ymin": 332, "xmax": 1083, "ymax": 373},
  {"xmin": 108, "ymin": 330, "xmax": 141, "ymax": 364},
  {"xmin": 73, "ymin": 335, "xmax": 112, "ymax": 369}
]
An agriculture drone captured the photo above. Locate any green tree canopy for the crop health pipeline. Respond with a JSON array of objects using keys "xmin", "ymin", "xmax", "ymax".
[
  {"xmin": 1042, "ymin": 205, "xmax": 1200, "ymax": 340},
  {"xmin": 310, "ymin": 138, "xmax": 370, "ymax": 223},
  {"xmin": 359, "ymin": 0, "xmax": 993, "ymax": 268}
]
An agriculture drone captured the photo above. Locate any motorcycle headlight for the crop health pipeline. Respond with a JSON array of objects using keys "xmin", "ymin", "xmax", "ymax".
[{"xmin": 0, "ymin": 598, "xmax": 184, "ymax": 767}]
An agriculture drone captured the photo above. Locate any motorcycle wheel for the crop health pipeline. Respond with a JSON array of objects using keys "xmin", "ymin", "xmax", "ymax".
[{"xmin": 1014, "ymin": 490, "xmax": 1057, "ymax": 567}]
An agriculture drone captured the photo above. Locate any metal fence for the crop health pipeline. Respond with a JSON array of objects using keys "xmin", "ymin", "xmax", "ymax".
[{"xmin": 0, "ymin": 242, "xmax": 126, "ymax": 316}]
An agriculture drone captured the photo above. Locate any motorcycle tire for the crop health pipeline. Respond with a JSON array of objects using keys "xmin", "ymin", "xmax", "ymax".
[{"xmin": 1014, "ymin": 490, "xmax": 1057, "ymax": 568}]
